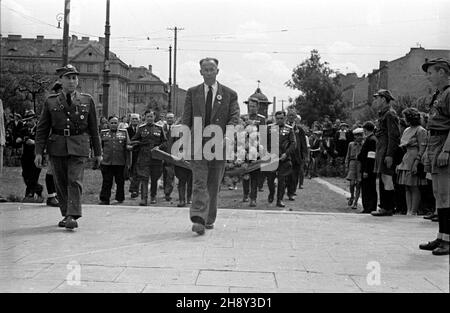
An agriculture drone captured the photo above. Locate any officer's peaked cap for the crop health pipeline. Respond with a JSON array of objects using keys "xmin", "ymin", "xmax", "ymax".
[
  {"xmin": 56, "ymin": 64, "xmax": 80, "ymax": 78},
  {"xmin": 422, "ymin": 57, "xmax": 450, "ymax": 73}
]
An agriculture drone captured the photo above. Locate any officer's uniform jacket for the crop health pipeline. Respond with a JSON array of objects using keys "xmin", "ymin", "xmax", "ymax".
[
  {"xmin": 100, "ymin": 128, "xmax": 130, "ymax": 166},
  {"xmin": 424, "ymin": 85, "xmax": 450, "ymax": 174},
  {"xmin": 131, "ymin": 122, "xmax": 168, "ymax": 162},
  {"xmin": 35, "ymin": 91, "xmax": 102, "ymax": 157},
  {"xmin": 374, "ymin": 106, "xmax": 400, "ymax": 175},
  {"xmin": 286, "ymin": 121, "xmax": 307, "ymax": 164}
]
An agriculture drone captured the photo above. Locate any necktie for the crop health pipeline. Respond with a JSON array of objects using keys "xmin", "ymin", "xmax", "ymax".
[
  {"xmin": 66, "ymin": 93, "xmax": 72, "ymax": 106},
  {"xmin": 205, "ymin": 86, "xmax": 213, "ymax": 126}
]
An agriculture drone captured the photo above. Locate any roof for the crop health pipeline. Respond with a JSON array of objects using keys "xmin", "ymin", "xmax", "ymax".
[{"xmin": 1, "ymin": 35, "xmax": 121, "ymax": 61}]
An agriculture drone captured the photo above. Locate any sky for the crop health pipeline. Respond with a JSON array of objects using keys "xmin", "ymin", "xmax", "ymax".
[{"xmin": 2, "ymin": 0, "xmax": 450, "ymax": 114}]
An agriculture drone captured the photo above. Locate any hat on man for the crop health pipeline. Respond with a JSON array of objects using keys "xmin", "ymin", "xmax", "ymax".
[
  {"xmin": 421, "ymin": 57, "xmax": 450, "ymax": 73},
  {"xmin": 22, "ymin": 109, "xmax": 36, "ymax": 121},
  {"xmin": 340, "ymin": 122, "xmax": 349, "ymax": 127},
  {"xmin": 353, "ymin": 127, "xmax": 364, "ymax": 135},
  {"xmin": 373, "ymin": 89, "xmax": 395, "ymax": 101},
  {"xmin": 56, "ymin": 64, "xmax": 79, "ymax": 78}
]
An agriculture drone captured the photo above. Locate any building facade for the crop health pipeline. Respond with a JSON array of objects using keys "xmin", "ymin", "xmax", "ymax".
[{"xmin": 368, "ymin": 47, "xmax": 450, "ymax": 105}]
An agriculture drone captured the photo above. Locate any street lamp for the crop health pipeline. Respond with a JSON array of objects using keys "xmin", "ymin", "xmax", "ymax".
[{"xmin": 56, "ymin": 13, "xmax": 64, "ymax": 29}]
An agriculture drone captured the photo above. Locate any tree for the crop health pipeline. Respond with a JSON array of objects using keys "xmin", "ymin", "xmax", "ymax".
[{"xmin": 286, "ymin": 50, "xmax": 348, "ymax": 125}]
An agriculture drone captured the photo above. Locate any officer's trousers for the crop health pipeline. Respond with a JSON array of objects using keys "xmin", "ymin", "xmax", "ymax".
[
  {"xmin": 267, "ymin": 171, "xmax": 287, "ymax": 201},
  {"xmin": 129, "ymin": 156, "xmax": 140, "ymax": 195},
  {"xmin": 50, "ymin": 156, "xmax": 87, "ymax": 218},
  {"xmin": 361, "ymin": 174, "xmax": 377, "ymax": 213},
  {"xmin": 139, "ymin": 164, "xmax": 163, "ymax": 199},
  {"xmin": 100, "ymin": 165, "xmax": 125, "ymax": 203},
  {"xmin": 175, "ymin": 166, "xmax": 192, "ymax": 202},
  {"xmin": 21, "ymin": 157, "xmax": 43, "ymax": 197},
  {"xmin": 243, "ymin": 170, "xmax": 260, "ymax": 200}
]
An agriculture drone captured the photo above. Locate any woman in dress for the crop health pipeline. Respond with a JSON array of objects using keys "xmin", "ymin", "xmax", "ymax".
[{"xmin": 396, "ymin": 108, "xmax": 428, "ymax": 215}]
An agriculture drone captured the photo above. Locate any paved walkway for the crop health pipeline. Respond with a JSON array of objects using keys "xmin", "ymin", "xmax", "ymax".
[{"xmin": 0, "ymin": 202, "xmax": 448, "ymax": 293}]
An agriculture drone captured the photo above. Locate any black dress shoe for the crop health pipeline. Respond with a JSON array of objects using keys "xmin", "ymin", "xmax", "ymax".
[
  {"xmin": 276, "ymin": 201, "xmax": 286, "ymax": 208},
  {"xmin": 431, "ymin": 216, "xmax": 439, "ymax": 222},
  {"xmin": 177, "ymin": 202, "xmax": 186, "ymax": 207},
  {"xmin": 419, "ymin": 239, "xmax": 442, "ymax": 251},
  {"xmin": 432, "ymin": 242, "xmax": 449, "ymax": 255},
  {"xmin": 187, "ymin": 199, "xmax": 192, "ymax": 205},
  {"xmin": 258, "ymin": 188, "xmax": 264, "ymax": 192},
  {"xmin": 268, "ymin": 195, "xmax": 274, "ymax": 204},
  {"xmin": 243, "ymin": 196, "xmax": 249, "ymax": 202},
  {"xmin": 46, "ymin": 197, "xmax": 59, "ymax": 207},
  {"xmin": 150, "ymin": 198, "xmax": 157, "ymax": 204},
  {"xmin": 65, "ymin": 216, "xmax": 78, "ymax": 230},
  {"xmin": 58, "ymin": 217, "xmax": 68, "ymax": 228},
  {"xmin": 165, "ymin": 196, "xmax": 172, "ymax": 201},
  {"xmin": 205, "ymin": 224, "xmax": 214, "ymax": 230},
  {"xmin": 298, "ymin": 186, "xmax": 303, "ymax": 189},
  {"xmin": 288, "ymin": 196, "xmax": 295, "ymax": 201},
  {"xmin": 249, "ymin": 200, "xmax": 256, "ymax": 207},
  {"xmin": 99, "ymin": 201, "xmax": 110, "ymax": 205},
  {"xmin": 192, "ymin": 223, "xmax": 205, "ymax": 235}
]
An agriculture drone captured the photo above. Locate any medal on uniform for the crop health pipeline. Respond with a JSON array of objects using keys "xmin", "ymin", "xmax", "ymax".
[{"xmin": 80, "ymin": 115, "xmax": 85, "ymax": 120}]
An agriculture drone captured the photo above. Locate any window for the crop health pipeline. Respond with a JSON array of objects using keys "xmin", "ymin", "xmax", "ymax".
[
  {"xmin": 99, "ymin": 94, "xmax": 103, "ymax": 103},
  {"xmin": 87, "ymin": 64, "xmax": 93, "ymax": 73}
]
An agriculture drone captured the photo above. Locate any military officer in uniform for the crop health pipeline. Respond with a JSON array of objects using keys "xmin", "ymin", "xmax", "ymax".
[
  {"xmin": 99, "ymin": 116, "xmax": 131, "ymax": 205},
  {"xmin": 419, "ymin": 58, "xmax": 450, "ymax": 256},
  {"xmin": 242, "ymin": 97, "xmax": 266, "ymax": 207},
  {"xmin": 35, "ymin": 64, "xmax": 102, "ymax": 230},
  {"xmin": 267, "ymin": 111, "xmax": 296, "ymax": 208},
  {"xmin": 131, "ymin": 110, "xmax": 167, "ymax": 206}
]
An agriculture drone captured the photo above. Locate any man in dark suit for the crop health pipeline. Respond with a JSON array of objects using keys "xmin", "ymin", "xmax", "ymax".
[
  {"xmin": 181, "ymin": 57, "xmax": 240, "ymax": 235},
  {"xmin": 126, "ymin": 113, "xmax": 140, "ymax": 198},
  {"xmin": 162, "ymin": 112, "xmax": 176, "ymax": 201},
  {"xmin": 358, "ymin": 121, "xmax": 378, "ymax": 213}
]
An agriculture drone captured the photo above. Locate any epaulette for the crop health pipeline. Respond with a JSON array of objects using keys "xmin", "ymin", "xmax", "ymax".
[
  {"xmin": 118, "ymin": 128, "xmax": 128, "ymax": 132},
  {"xmin": 285, "ymin": 124, "xmax": 293, "ymax": 129},
  {"xmin": 80, "ymin": 92, "xmax": 93, "ymax": 97},
  {"xmin": 267, "ymin": 123, "xmax": 276, "ymax": 127},
  {"xmin": 48, "ymin": 93, "xmax": 58, "ymax": 98},
  {"xmin": 154, "ymin": 123, "xmax": 164, "ymax": 128},
  {"xmin": 257, "ymin": 114, "xmax": 265, "ymax": 119},
  {"xmin": 138, "ymin": 124, "xmax": 147, "ymax": 128},
  {"xmin": 101, "ymin": 129, "xmax": 109, "ymax": 132}
]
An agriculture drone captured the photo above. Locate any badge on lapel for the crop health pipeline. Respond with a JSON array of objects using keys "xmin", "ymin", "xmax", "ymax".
[{"xmin": 217, "ymin": 95, "xmax": 222, "ymax": 101}]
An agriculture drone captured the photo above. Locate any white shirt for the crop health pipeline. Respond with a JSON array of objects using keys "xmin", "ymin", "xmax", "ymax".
[{"xmin": 203, "ymin": 81, "xmax": 218, "ymax": 103}]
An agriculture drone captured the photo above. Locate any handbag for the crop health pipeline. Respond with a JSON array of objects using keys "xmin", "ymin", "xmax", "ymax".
[{"xmin": 416, "ymin": 161, "xmax": 426, "ymax": 179}]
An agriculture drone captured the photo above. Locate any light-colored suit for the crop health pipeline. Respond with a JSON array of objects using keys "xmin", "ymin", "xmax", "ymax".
[{"xmin": 182, "ymin": 82, "xmax": 240, "ymax": 225}]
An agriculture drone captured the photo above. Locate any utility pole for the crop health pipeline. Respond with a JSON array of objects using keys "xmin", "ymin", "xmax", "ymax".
[
  {"xmin": 167, "ymin": 27, "xmax": 183, "ymax": 113},
  {"xmin": 278, "ymin": 99, "xmax": 287, "ymax": 112},
  {"xmin": 62, "ymin": 0, "xmax": 70, "ymax": 66},
  {"xmin": 273, "ymin": 97, "xmax": 276, "ymax": 118},
  {"xmin": 102, "ymin": 0, "xmax": 111, "ymax": 117},
  {"xmin": 168, "ymin": 45, "xmax": 172, "ymax": 113}
]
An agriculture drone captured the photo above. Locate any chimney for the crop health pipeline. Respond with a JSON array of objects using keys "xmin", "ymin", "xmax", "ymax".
[
  {"xmin": 72, "ymin": 35, "xmax": 78, "ymax": 42},
  {"xmin": 148, "ymin": 65, "xmax": 152, "ymax": 73},
  {"xmin": 81, "ymin": 36, "xmax": 90, "ymax": 42},
  {"xmin": 36, "ymin": 35, "xmax": 44, "ymax": 41},
  {"xmin": 99, "ymin": 37, "xmax": 105, "ymax": 46},
  {"xmin": 379, "ymin": 61, "xmax": 388, "ymax": 69},
  {"xmin": 8, "ymin": 35, "xmax": 22, "ymax": 41}
]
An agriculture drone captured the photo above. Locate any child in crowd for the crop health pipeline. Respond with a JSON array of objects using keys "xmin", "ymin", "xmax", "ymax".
[{"xmin": 345, "ymin": 128, "xmax": 364, "ymax": 209}]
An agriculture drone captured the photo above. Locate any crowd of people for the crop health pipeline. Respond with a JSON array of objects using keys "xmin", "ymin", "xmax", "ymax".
[{"xmin": 1, "ymin": 57, "xmax": 448, "ymax": 254}]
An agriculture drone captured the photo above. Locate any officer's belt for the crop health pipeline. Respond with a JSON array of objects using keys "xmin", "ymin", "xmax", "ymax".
[
  {"xmin": 52, "ymin": 128, "xmax": 88, "ymax": 136},
  {"xmin": 429, "ymin": 129, "xmax": 449, "ymax": 136}
]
